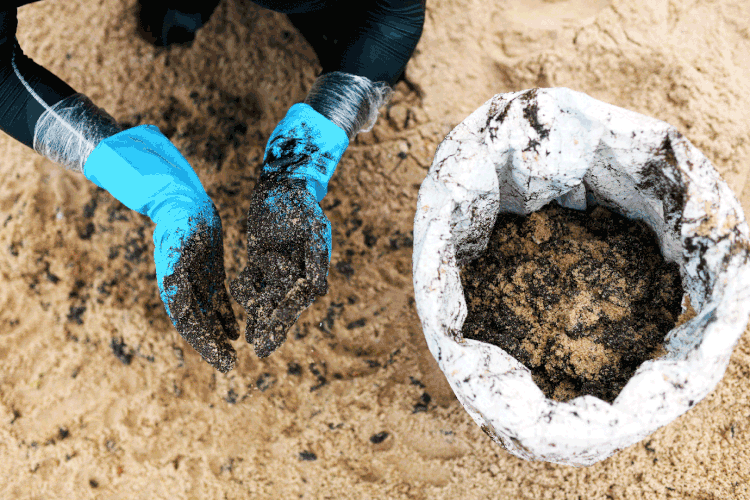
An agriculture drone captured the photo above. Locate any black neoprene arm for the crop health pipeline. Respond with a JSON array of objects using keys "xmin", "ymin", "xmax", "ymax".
[
  {"xmin": 0, "ymin": 8, "xmax": 77, "ymax": 150},
  {"xmin": 334, "ymin": 0, "xmax": 425, "ymax": 86},
  {"xmin": 284, "ymin": 0, "xmax": 425, "ymax": 87},
  {"xmin": 0, "ymin": 0, "xmax": 425, "ymax": 150}
]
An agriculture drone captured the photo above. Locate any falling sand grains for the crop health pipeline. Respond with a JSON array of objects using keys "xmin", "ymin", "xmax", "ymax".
[{"xmin": 460, "ymin": 202, "xmax": 685, "ymax": 403}]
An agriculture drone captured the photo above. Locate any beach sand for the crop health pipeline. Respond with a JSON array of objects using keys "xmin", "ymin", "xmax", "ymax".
[{"xmin": 0, "ymin": 0, "xmax": 748, "ymax": 498}]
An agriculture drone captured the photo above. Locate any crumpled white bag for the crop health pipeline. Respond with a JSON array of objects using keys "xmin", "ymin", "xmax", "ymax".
[{"xmin": 412, "ymin": 87, "xmax": 750, "ymax": 466}]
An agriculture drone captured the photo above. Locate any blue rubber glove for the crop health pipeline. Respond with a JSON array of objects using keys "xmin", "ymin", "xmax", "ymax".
[
  {"xmin": 229, "ymin": 103, "xmax": 348, "ymax": 357},
  {"xmin": 84, "ymin": 124, "xmax": 239, "ymax": 372}
]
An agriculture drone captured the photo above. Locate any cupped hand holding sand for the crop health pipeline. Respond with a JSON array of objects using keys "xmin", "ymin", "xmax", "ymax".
[
  {"xmin": 230, "ymin": 103, "xmax": 349, "ymax": 357},
  {"xmin": 230, "ymin": 178, "xmax": 330, "ymax": 357},
  {"xmin": 84, "ymin": 125, "xmax": 240, "ymax": 373},
  {"xmin": 155, "ymin": 205, "xmax": 240, "ymax": 374}
]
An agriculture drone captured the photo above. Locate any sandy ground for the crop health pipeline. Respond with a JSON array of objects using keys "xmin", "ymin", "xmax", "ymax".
[{"xmin": 0, "ymin": 0, "xmax": 749, "ymax": 498}]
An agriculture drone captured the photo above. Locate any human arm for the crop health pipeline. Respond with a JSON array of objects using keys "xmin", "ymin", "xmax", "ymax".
[
  {"xmin": 0, "ymin": 8, "xmax": 239, "ymax": 371},
  {"xmin": 229, "ymin": 0, "xmax": 426, "ymax": 356}
]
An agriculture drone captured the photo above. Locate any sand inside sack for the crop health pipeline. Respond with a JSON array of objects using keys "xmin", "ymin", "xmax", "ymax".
[{"xmin": 460, "ymin": 202, "xmax": 689, "ymax": 402}]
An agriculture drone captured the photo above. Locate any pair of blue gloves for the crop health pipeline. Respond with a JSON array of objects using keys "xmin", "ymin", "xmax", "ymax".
[{"xmin": 83, "ymin": 103, "xmax": 348, "ymax": 372}]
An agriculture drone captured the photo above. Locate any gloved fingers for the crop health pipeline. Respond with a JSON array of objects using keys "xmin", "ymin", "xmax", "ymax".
[
  {"xmin": 305, "ymin": 229, "xmax": 330, "ymax": 297},
  {"xmin": 213, "ymin": 282, "xmax": 240, "ymax": 341},
  {"xmin": 246, "ymin": 279, "xmax": 288, "ymax": 349},
  {"xmin": 248, "ymin": 231, "xmax": 327, "ymax": 358},
  {"xmin": 181, "ymin": 229, "xmax": 240, "ymax": 343},
  {"xmin": 243, "ymin": 252, "xmax": 304, "ymax": 356},
  {"xmin": 244, "ymin": 296, "xmax": 264, "ymax": 345},
  {"xmin": 165, "ymin": 272, "xmax": 237, "ymax": 373},
  {"xmin": 253, "ymin": 277, "xmax": 314, "ymax": 358},
  {"xmin": 229, "ymin": 266, "xmax": 257, "ymax": 308},
  {"xmin": 229, "ymin": 265, "xmax": 261, "ymax": 343}
]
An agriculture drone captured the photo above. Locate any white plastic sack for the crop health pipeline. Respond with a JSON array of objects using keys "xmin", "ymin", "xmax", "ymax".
[{"xmin": 412, "ymin": 87, "xmax": 750, "ymax": 466}]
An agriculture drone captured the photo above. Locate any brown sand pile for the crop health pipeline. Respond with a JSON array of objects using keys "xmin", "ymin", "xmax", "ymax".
[
  {"xmin": 0, "ymin": 0, "xmax": 748, "ymax": 498},
  {"xmin": 461, "ymin": 203, "xmax": 683, "ymax": 403}
]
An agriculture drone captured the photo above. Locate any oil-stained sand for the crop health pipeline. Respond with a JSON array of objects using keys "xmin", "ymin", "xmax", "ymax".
[{"xmin": 460, "ymin": 203, "xmax": 683, "ymax": 402}]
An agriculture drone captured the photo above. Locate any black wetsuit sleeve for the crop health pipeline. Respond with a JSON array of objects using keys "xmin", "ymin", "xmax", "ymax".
[
  {"xmin": 284, "ymin": 0, "xmax": 426, "ymax": 87},
  {"xmin": 0, "ymin": 9, "xmax": 77, "ymax": 150},
  {"xmin": 336, "ymin": 0, "xmax": 425, "ymax": 86}
]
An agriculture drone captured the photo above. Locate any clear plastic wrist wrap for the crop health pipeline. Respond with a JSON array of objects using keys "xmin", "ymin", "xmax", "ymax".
[
  {"xmin": 304, "ymin": 71, "xmax": 394, "ymax": 140},
  {"xmin": 10, "ymin": 40, "xmax": 122, "ymax": 173},
  {"xmin": 31, "ymin": 93, "xmax": 122, "ymax": 173}
]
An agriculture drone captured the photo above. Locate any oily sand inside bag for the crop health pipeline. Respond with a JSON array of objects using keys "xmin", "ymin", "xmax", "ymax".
[{"xmin": 460, "ymin": 202, "xmax": 697, "ymax": 402}]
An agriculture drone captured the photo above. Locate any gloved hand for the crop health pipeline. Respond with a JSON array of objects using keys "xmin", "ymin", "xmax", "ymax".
[
  {"xmin": 229, "ymin": 103, "xmax": 348, "ymax": 357},
  {"xmin": 84, "ymin": 125, "xmax": 239, "ymax": 372}
]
